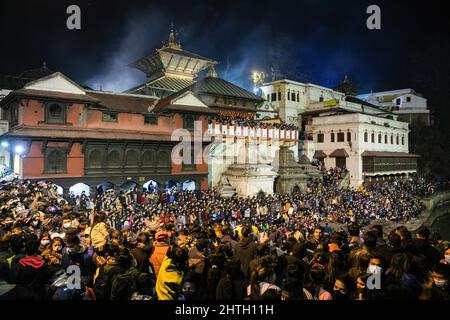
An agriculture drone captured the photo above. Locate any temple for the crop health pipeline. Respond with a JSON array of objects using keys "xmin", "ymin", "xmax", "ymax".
[
  {"xmin": 127, "ymin": 24, "xmax": 218, "ymax": 98},
  {"xmin": 0, "ymin": 25, "xmax": 303, "ymax": 197}
]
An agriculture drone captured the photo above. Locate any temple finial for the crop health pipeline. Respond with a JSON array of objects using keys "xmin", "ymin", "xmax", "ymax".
[
  {"xmin": 207, "ymin": 65, "xmax": 218, "ymax": 78},
  {"xmin": 165, "ymin": 22, "xmax": 181, "ymax": 49},
  {"xmin": 169, "ymin": 22, "xmax": 175, "ymax": 46}
]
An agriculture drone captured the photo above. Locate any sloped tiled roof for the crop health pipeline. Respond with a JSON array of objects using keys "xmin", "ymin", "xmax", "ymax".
[
  {"xmin": 313, "ymin": 150, "xmax": 327, "ymax": 159},
  {"xmin": 19, "ymin": 63, "xmax": 53, "ymax": 80},
  {"xmin": 2, "ymin": 126, "xmax": 172, "ymax": 141},
  {"xmin": 184, "ymin": 76, "xmax": 263, "ymax": 101},
  {"xmin": 159, "ymin": 47, "xmax": 216, "ymax": 62},
  {"xmin": 87, "ymin": 91, "xmax": 158, "ymax": 113},
  {"xmin": 146, "ymin": 76, "xmax": 193, "ymax": 92},
  {"xmin": 1, "ymin": 88, "xmax": 98, "ymax": 105},
  {"xmin": 329, "ymin": 149, "xmax": 349, "ymax": 157}
]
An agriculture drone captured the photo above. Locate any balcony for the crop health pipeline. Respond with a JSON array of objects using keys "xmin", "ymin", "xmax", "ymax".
[{"xmin": 207, "ymin": 123, "xmax": 300, "ymax": 142}]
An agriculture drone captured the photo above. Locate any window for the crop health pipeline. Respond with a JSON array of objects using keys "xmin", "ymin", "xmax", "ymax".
[
  {"xmin": 396, "ymin": 136, "xmax": 399, "ymax": 145},
  {"xmin": 396, "ymin": 98, "xmax": 401, "ymax": 105},
  {"xmin": 183, "ymin": 115, "xmax": 195, "ymax": 130},
  {"xmin": 406, "ymin": 96, "xmax": 411, "ymax": 102},
  {"xmin": 287, "ymin": 90, "xmax": 290, "ymax": 101},
  {"xmin": 402, "ymin": 136, "xmax": 405, "ymax": 145},
  {"xmin": 267, "ymin": 94, "xmax": 270, "ymax": 101},
  {"xmin": 271, "ymin": 93, "xmax": 277, "ymax": 101},
  {"xmin": 347, "ymin": 132, "xmax": 351, "ymax": 142},
  {"xmin": 125, "ymin": 150, "xmax": 139, "ymax": 166},
  {"xmin": 278, "ymin": 91, "xmax": 281, "ymax": 101},
  {"xmin": 10, "ymin": 105, "xmax": 19, "ymax": 125},
  {"xmin": 45, "ymin": 148, "xmax": 67, "ymax": 173},
  {"xmin": 364, "ymin": 132, "xmax": 368, "ymax": 142},
  {"xmin": 378, "ymin": 134, "xmax": 382, "ymax": 143},
  {"xmin": 384, "ymin": 135, "xmax": 388, "ymax": 144},
  {"xmin": 317, "ymin": 133, "xmax": 324, "ymax": 143},
  {"xmin": 291, "ymin": 92, "xmax": 296, "ymax": 101},
  {"xmin": 297, "ymin": 93, "xmax": 300, "ymax": 102},
  {"xmin": 102, "ymin": 111, "xmax": 117, "ymax": 122},
  {"xmin": 45, "ymin": 103, "xmax": 66, "ymax": 124},
  {"xmin": 319, "ymin": 96, "xmax": 324, "ymax": 102},
  {"xmin": 144, "ymin": 115, "xmax": 158, "ymax": 125},
  {"xmin": 371, "ymin": 133, "xmax": 375, "ymax": 143},
  {"xmin": 107, "ymin": 150, "xmax": 121, "ymax": 167},
  {"xmin": 331, "ymin": 132, "xmax": 335, "ymax": 142},
  {"xmin": 390, "ymin": 135, "xmax": 393, "ymax": 144},
  {"xmin": 337, "ymin": 132, "xmax": 345, "ymax": 142},
  {"xmin": 88, "ymin": 149, "xmax": 103, "ymax": 167}
]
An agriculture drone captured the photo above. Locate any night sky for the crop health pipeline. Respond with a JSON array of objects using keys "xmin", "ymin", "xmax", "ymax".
[{"xmin": 1, "ymin": 0, "xmax": 449, "ymax": 94}]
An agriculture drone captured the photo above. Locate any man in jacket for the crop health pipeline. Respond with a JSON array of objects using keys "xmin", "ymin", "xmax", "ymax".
[{"xmin": 234, "ymin": 225, "xmax": 256, "ymax": 279}]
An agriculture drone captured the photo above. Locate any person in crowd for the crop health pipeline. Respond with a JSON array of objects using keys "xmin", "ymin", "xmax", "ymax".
[
  {"xmin": 234, "ymin": 225, "xmax": 257, "ymax": 279},
  {"xmin": 10, "ymin": 234, "xmax": 48, "ymax": 298},
  {"xmin": 149, "ymin": 231, "xmax": 170, "ymax": 276},
  {"xmin": 156, "ymin": 244, "xmax": 188, "ymax": 300}
]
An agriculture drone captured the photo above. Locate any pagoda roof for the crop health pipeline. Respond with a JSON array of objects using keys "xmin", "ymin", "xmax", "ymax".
[
  {"xmin": 19, "ymin": 62, "xmax": 53, "ymax": 80},
  {"xmin": 183, "ymin": 76, "xmax": 264, "ymax": 102},
  {"xmin": 129, "ymin": 47, "xmax": 217, "ymax": 80},
  {"xmin": 159, "ymin": 47, "xmax": 214, "ymax": 62},
  {"xmin": 146, "ymin": 75, "xmax": 193, "ymax": 92}
]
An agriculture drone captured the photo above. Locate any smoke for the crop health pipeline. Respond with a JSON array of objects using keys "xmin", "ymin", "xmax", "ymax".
[
  {"xmin": 83, "ymin": 0, "xmax": 378, "ymax": 94},
  {"xmin": 85, "ymin": 9, "xmax": 168, "ymax": 92}
]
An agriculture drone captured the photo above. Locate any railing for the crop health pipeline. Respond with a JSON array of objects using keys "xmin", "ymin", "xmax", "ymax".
[{"xmin": 207, "ymin": 123, "xmax": 300, "ymax": 142}]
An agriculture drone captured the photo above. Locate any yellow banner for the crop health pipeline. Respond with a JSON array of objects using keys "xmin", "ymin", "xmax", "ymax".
[
  {"xmin": 256, "ymin": 118, "xmax": 281, "ymax": 125},
  {"xmin": 218, "ymin": 110, "xmax": 255, "ymax": 118},
  {"xmin": 323, "ymin": 99, "xmax": 338, "ymax": 107}
]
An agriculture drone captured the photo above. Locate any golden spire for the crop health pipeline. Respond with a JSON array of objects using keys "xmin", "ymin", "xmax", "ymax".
[
  {"xmin": 169, "ymin": 22, "xmax": 175, "ymax": 46},
  {"xmin": 166, "ymin": 22, "xmax": 181, "ymax": 49}
]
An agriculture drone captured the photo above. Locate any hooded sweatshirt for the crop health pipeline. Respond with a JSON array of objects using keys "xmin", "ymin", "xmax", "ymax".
[{"xmin": 234, "ymin": 237, "xmax": 256, "ymax": 278}]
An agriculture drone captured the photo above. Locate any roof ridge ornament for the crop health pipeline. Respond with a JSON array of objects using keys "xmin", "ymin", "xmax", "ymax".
[
  {"xmin": 165, "ymin": 22, "xmax": 182, "ymax": 50},
  {"xmin": 207, "ymin": 65, "xmax": 218, "ymax": 78}
]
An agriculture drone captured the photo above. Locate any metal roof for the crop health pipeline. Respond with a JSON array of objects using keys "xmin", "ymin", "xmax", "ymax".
[
  {"xmin": 185, "ymin": 76, "xmax": 263, "ymax": 101},
  {"xmin": 159, "ymin": 47, "xmax": 216, "ymax": 63},
  {"xmin": 146, "ymin": 76, "xmax": 193, "ymax": 92}
]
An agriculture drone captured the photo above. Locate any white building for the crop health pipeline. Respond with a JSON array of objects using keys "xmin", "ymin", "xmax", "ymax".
[
  {"xmin": 260, "ymin": 79, "xmax": 345, "ymax": 126},
  {"xmin": 258, "ymin": 79, "xmax": 418, "ymax": 188},
  {"xmin": 308, "ymin": 111, "xmax": 417, "ymax": 188},
  {"xmin": 357, "ymin": 89, "xmax": 430, "ymax": 126}
]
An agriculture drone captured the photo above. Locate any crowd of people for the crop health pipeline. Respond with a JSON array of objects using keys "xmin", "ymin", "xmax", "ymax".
[
  {"xmin": 0, "ymin": 170, "xmax": 449, "ymax": 300},
  {"xmin": 209, "ymin": 115, "xmax": 298, "ymax": 131}
]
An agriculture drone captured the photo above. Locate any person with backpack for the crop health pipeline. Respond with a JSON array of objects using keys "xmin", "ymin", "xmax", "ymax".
[{"xmin": 93, "ymin": 244, "xmax": 122, "ymax": 300}]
